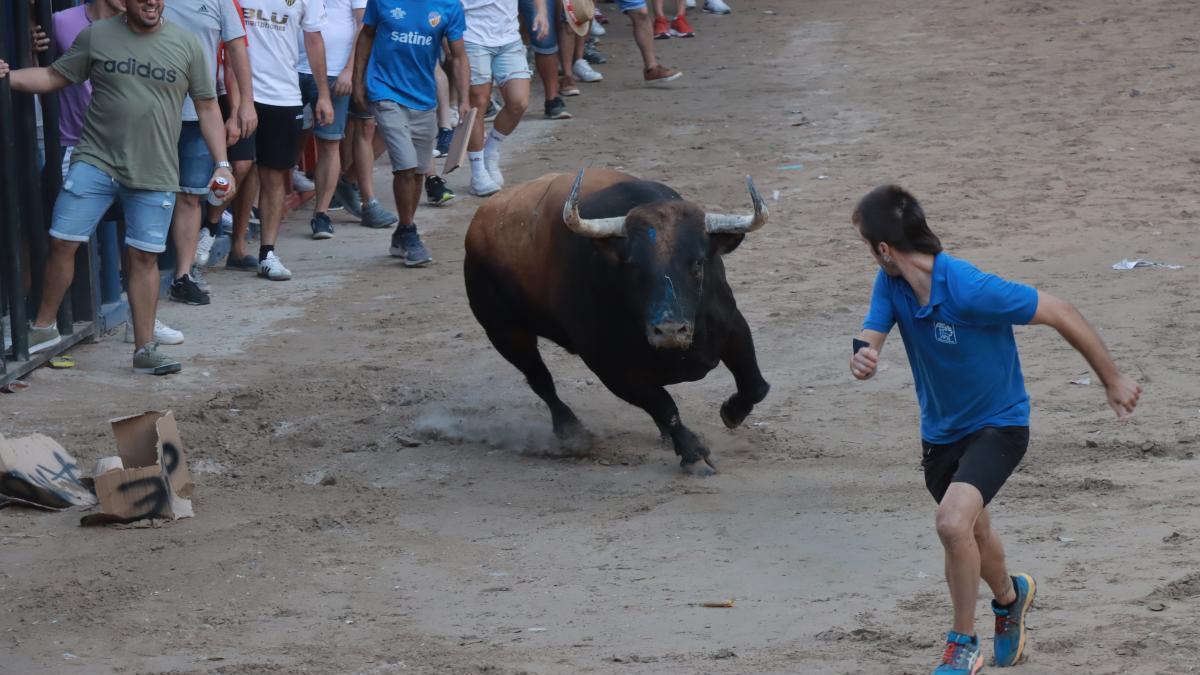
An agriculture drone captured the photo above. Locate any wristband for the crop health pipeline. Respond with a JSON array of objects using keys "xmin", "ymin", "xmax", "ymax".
[{"xmin": 215, "ymin": 161, "xmax": 232, "ymax": 170}]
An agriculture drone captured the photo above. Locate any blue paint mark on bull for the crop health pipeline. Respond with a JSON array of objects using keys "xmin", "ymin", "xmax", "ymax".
[{"xmin": 647, "ymin": 227, "xmax": 657, "ymax": 243}]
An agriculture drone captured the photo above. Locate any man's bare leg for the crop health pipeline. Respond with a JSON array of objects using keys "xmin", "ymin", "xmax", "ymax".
[
  {"xmin": 126, "ymin": 247, "xmax": 161, "ymax": 350},
  {"xmin": 936, "ymin": 482, "xmax": 988, "ymax": 636},
  {"xmin": 33, "ymin": 238, "xmax": 81, "ymax": 328}
]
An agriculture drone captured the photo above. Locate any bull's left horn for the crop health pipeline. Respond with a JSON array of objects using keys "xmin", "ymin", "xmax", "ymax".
[
  {"xmin": 705, "ymin": 176, "xmax": 769, "ymax": 234},
  {"xmin": 562, "ymin": 170, "xmax": 627, "ymax": 238}
]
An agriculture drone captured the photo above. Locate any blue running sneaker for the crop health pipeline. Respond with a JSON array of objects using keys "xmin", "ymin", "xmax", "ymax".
[
  {"xmin": 993, "ymin": 573, "xmax": 1036, "ymax": 667},
  {"xmin": 390, "ymin": 225, "xmax": 433, "ymax": 267},
  {"xmin": 934, "ymin": 632, "xmax": 982, "ymax": 675},
  {"xmin": 435, "ymin": 127, "xmax": 454, "ymax": 157}
]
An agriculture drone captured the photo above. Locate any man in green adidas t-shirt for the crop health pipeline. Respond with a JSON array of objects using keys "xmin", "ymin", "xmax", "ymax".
[{"xmin": 0, "ymin": 0, "xmax": 232, "ymax": 375}]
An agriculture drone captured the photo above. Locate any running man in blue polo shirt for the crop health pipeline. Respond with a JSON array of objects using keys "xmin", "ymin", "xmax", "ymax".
[
  {"xmin": 848, "ymin": 185, "xmax": 1142, "ymax": 674},
  {"xmin": 352, "ymin": 0, "xmax": 470, "ymax": 267}
]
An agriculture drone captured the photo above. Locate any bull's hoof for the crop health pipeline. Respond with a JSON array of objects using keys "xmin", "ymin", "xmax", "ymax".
[
  {"xmin": 720, "ymin": 396, "xmax": 749, "ymax": 429},
  {"xmin": 681, "ymin": 455, "xmax": 717, "ymax": 477},
  {"xmin": 555, "ymin": 420, "xmax": 595, "ymax": 455}
]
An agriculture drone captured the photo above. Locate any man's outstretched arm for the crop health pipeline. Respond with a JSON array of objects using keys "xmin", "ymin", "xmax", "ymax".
[
  {"xmin": 0, "ymin": 59, "xmax": 72, "ymax": 94},
  {"xmin": 1028, "ymin": 290, "xmax": 1142, "ymax": 418}
]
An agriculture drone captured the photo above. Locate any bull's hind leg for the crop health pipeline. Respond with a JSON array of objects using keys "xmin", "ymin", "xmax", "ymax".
[
  {"xmin": 485, "ymin": 328, "xmax": 592, "ymax": 453},
  {"xmin": 596, "ymin": 374, "xmax": 715, "ymax": 477},
  {"xmin": 718, "ymin": 311, "xmax": 770, "ymax": 429}
]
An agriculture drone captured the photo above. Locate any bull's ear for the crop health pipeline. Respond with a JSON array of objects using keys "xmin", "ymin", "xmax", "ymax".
[{"xmin": 709, "ymin": 233, "xmax": 746, "ymax": 256}]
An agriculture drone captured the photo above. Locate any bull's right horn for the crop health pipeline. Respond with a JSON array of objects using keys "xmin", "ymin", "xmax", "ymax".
[
  {"xmin": 704, "ymin": 175, "xmax": 769, "ymax": 234},
  {"xmin": 562, "ymin": 170, "xmax": 627, "ymax": 238}
]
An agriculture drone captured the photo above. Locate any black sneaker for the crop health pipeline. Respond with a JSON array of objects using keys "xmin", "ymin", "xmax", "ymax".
[
  {"xmin": 328, "ymin": 193, "xmax": 345, "ymax": 212},
  {"xmin": 436, "ymin": 127, "xmax": 454, "ymax": 157},
  {"xmin": 425, "ymin": 175, "xmax": 456, "ymax": 206},
  {"xmin": 169, "ymin": 274, "xmax": 211, "ymax": 306},
  {"xmin": 484, "ymin": 101, "xmax": 499, "ymax": 122},
  {"xmin": 545, "ymin": 97, "xmax": 572, "ymax": 120},
  {"xmin": 310, "ymin": 212, "xmax": 335, "ymax": 240}
]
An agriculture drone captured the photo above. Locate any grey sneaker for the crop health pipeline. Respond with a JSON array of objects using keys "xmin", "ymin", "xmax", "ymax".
[
  {"xmin": 390, "ymin": 226, "xmax": 433, "ymax": 267},
  {"xmin": 361, "ymin": 199, "xmax": 399, "ymax": 228},
  {"xmin": 28, "ymin": 324, "xmax": 62, "ymax": 354},
  {"xmin": 132, "ymin": 342, "xmax": 182, "ymax": 376},
  {"xmin": 336, "ymin": 179, "xmax": 363, "ymax": 219}
]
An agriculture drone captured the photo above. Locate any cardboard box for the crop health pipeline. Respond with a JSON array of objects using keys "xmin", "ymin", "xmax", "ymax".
[
  {"xmin": 0, "ymin": 434, "xmax": 97, "ymax": 510},
  {"xmin": 82, "ymin": 410, "xmax": 194, "ymax": 526}
]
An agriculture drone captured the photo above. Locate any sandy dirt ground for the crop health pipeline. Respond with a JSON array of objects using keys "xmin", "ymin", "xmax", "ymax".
[{"xmin": 4, "ymin": 0, "xmax": 1200, "ymax": 672}]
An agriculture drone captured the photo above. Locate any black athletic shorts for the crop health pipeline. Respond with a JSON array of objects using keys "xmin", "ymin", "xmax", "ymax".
[
  {"xmin": 251, "ymin": 102, "xmax": 304, "ymax": 170},
  {"xmin": 217, "ymin": 95, "xmax": 257, "ymax": 163},
  {"xmin": 921, "ymin": 426, "xmax": 1029, "ymax": 505}
]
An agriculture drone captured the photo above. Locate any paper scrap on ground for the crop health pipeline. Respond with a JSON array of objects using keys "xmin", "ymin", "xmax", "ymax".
[{"xmin": 1112, "ymin": 259, "xmax": 1183, "ymax": 270}]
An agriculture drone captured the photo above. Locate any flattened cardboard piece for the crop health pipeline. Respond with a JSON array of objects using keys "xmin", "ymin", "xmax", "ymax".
[
  {"xmin": 442, "ymin": 107, "xmax": 477, "ymax": 175},
  {"xmin": 0, "ymin": 434, "xmax": 97, "ymax": 510},
  {"xmin": 84, "ymin": 410, "xmax": 193, "ymax": 525}
]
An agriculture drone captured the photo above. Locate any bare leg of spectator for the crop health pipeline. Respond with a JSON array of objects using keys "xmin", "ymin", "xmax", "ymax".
[
  {"xmin": 125, "ymin": 247, "xmax": 161, "ymax": 350},
  {"xmin": 33, "ymin": 239, "xmax": 80, "ymax": 330}
]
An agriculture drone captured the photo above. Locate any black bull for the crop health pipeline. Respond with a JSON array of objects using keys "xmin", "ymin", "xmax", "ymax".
[{"xmin": 463, "ymin": 169, "xmax": 770, "ymax": 475}]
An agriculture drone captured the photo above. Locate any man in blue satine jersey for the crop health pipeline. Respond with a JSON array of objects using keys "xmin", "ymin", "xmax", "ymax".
[
  {"xmin": 848, "ymin": 185, "xmax": 1142, "ymax": 674},
  {"xmin": 352, "ymin": 0, "xmax": 469, "ymax": 268}
]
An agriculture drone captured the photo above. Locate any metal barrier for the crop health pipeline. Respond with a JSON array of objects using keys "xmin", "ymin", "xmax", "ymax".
[{"xmin": 1, "ymin": 0, "xmax": 121, "ymax": 387}]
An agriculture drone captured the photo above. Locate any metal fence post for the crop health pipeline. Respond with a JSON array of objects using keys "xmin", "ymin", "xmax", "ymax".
[{"xmin": 1, "ymin": 0, "xmax": 30, "ymax": 362}]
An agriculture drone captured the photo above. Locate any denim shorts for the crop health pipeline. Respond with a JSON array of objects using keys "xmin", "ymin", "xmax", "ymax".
[
  {"xmin": 51, "ymin": 161, "xmax": 175, "ymax": 253},
  {"xmin": 518, "ymin": 0, "xmax": 559, "ymax": 55},
  {"xmin": 466, "ymin": 40, "xmax": 532, "ymax": 87},
  {"xmin": 178, "ymin": 121, "xmax": 213, "ymax": 195},
  {"xmin": 299, "ymin": 73, "xmax": 352, "ymax": 140},
  {"xmin": 615, "ymin": 0, "xmax": 646, "ymax": 10}
]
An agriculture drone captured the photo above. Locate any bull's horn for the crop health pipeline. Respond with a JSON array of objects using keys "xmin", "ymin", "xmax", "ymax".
[
  {"xmin": 562, "ymin": 170, "xmax": 627, "ymax": 238},
  {"xmin": 705, "ymin": 176, "xmax": 769, "ymax": 234}
]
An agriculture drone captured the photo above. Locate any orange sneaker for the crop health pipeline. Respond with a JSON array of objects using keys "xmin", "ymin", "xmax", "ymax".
[
  {"xmin": 644, "ymin": 65, "xmax": 683, "ymax": 85},
  {"xmin": 669, "ymin": 16, "xmax": 695, "ymax": 37},
  {"xmin": 653, "ymin": 15, "xmax": 670, "ymax": 39}
]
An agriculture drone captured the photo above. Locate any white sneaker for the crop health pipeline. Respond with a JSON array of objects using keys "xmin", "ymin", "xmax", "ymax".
[
  {"xmin": 192, "ymin": 266, "xmax": 211, "ymax": 293},
  {"xmin": 220, "ymin": 210, "xmax": 234, "ymax": 233},
  {"xmin": 573, "ymin": 59, "xmax": 603, "ymax": 83},
  {"xmin": 591, "ymin": 20, "xmax": 606, "ymax": 36},
  {"xmin": 125, "ymin": 319, "xmax": 185, "ymax": 345},
  {"xmin": 292, "ymin": 169, "xmax": 315, "ymax": 193},
  {"xmin": 195, "ymin": 228, "xmax": 216, "ymax": 267},
  {"xmin": 470, "ymin": 171, "xmax": 502, "ymax": 197},
  {"xmin": 704, "ymin": 0, "xmax": 731, "ymax": 13},
  {"xmin": 484, "ymin": 153, "xmax": 504, "ymax": 188},
  {"xmin": 258, "ymin": 251, "xmax": 293, "ymax": 281}
]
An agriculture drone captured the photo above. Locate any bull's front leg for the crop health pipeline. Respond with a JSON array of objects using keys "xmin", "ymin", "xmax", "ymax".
[
  {"xmin": 597, "ymin": 374, "xmax": 716, "ymax": 477},
  {"xmin": 718, "ymin": 310, "xmax": 770, "ymax": 429}
]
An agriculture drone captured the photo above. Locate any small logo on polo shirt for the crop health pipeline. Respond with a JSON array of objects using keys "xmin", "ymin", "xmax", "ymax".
[
  {"xmin": 428, "ymin": 10, "xmax": 441, "ymax": 27},
  {"xmin": 390, "ymin": 7, "xmax": 406, "ymax": 19},
  {"xmin": 935, "ymin": 322, "xmax": 957, "ymax": 345}
]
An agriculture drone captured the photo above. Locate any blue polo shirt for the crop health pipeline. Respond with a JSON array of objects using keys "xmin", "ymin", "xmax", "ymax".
[
  {"xmin": 363, "ymin": 0, "xmax": 465, "ymax": 111},
  {"xmin": 863, "ymin": 252, "xmax": 1040, "ymax": 444}
]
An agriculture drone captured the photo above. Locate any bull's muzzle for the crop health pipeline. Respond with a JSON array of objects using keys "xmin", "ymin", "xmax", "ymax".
[{"xmin": 647, "ymin": 320, "xmax": 693, "ymax": 350}]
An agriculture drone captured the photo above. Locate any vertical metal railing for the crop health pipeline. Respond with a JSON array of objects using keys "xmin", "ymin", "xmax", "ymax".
[
  {"xmin": 1, "ymin": 0, "xmax": 31, "ymax": 362},
  {"xmin": 1, "ymin": 0, "xmax": 104, "ymax": 387}
]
